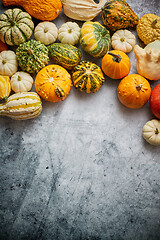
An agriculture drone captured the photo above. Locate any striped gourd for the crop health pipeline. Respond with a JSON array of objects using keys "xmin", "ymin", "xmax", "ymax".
[
  {"xmin": 80, "ymin": 21, "xmax": 111, "ymax": 58},
  {"xmin": 16, "ymin": 40, "xmax": 49, "ymax": 74},
  {"xmin": 48, "ymin": 43, "xmax": 81, "ymax": 70},
  {"xmin": 0, "ymin": 8, "xmax": 34, "ymax": 46},
  {"xmin": 72, "ymin": 61, "xmax": 105, "ymax": 93},
  {"xmin": 0, "ymin": 92, "xmax": 42, "ymax": 120}
]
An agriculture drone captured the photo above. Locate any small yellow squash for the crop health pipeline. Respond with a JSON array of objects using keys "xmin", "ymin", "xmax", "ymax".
[{"xmin": 0, "ymin": 75, "xmax": 11, "ymax": 100}]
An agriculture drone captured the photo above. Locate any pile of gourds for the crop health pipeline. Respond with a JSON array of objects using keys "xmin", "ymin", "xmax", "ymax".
[{"xmin": 0, "ymin": 0, "xmax": 160, "ymax": 145}]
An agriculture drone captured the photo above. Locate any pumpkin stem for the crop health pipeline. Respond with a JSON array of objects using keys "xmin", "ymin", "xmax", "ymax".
[
  {"xmin": 28, "ymin": 48, "xmax": 34, "ymax": 55},
  {"xmin": 151, "ymin": 19, "xmax": 158, "ymax": 29},
  {"xmin": 9, "ymin": 19, "xmax": 15, "ymax": 26},
  {"xmin": 18, "ymin": 76, "xmax": 22, "ymax": 81},
  {"xmin": 155, "ymin": 128, "xmax": 159, "ymax": 134},
  {"xmin": 136, "ymin": 84, "xmax": 143, "ymax": 91},
  {"xmin": 68, "ymin": 29, "xmax": 72, "ymax": 33},
  {"xmin": 44, "ymin": 28, "xmax": 48, "ymax": 33},
  {"xmin": 2, "ymin": 59, "xmax": 7, "ymax": 64},
  {"xmin": 107, "ymin": 51, "xmax": 122, "ymax": 63},
  {"xmin": 120, "ymin": 37, "xmax": 125, "ymax": 42}
]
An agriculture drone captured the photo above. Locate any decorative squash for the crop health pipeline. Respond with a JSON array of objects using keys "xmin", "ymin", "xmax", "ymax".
[
  {"xmin": 137, "ymin": 14, "xmax": 160, "ymax": 45},
  {"xmin": 134, "ymin": 44, "xmax": 160, "ymax": 81},
  {"xmin": 142, "ymin": 119, "xmax": 160, "ymax": 146},
  {"xmin": 11, "ymin": 72, "xmax": 33, "ymax": 93},
  {"xmin": 102, "ymin": 0, "xmax": 139, "ymax": 31},
  {"xmin": 101, "ymin": 50, "xmax": 131, "ymax": 79},
  {"xmin": 0, "ymin": 75, "xmax": 11, "ymax": 100},
  {"xmin": 145, "ymin": 40, "xmax": 160, "ymax": 51},
  {"xmin": 2, "ymin": 0, "xmax": 62, "ymax": 21},
  {"xmin": 0, "ymin": 92, "xmax": 42, "ymax": 120},
  {"xmin": 117, "ymin": 74, "xmax": 151, "ymax": 109},
  {"xmin": 0, "ymin": 50, "xmax": 18, "ymax": 77},
  {"xmin": 80, "ymin": 21, "xmax": 111, "ymax": 58},
  {"xmin": 58, "ymin": 22, "xmax": 81, "ymax": 45},
  {"xmin": 0, "ymin": 8, "xmax": 34, "ymax": 46},
  {"xmin": 150, "ymin": 83, "xmax": 160, "ymax": 119},
  {"xmin": 35, "ymin": 65, "xmax": 72, "ymax": 102},
  {"xmin": 34, "ymin": 22, "xmax": 58, "ymax": 45},
  {"xmin": 16, "ymin": 40, "xmax": 49, "ymax": 74},
  {"xmin": 72, "ymin": 61, "xmax": 105, "ymax": 93},
  {"xmin": 48, "ymin": 43, "xmax": 81, "ymax": 70},
  {"xmin": 62, "ymin": 0, "xmax": 106, "ymax": 21},
  {"xmin": 111, "ymin": 29, "xmax": 136, "ymax": 53},
  {"xmin": 0, "ymin": 40, "xmax": 8, "ymax": 52}
]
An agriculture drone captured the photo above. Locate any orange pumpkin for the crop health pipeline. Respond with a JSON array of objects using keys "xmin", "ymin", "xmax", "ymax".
[
  {"xmin": 117, "ymin": 74, "xmax": 151, "ymax": 109},
  {"xmin": 101, "ymin": 50, "xmax": 131, "ymax": 79},
  {"xmin": 35, "ymin": 65, "xmax": 72, "ymax": 102}
]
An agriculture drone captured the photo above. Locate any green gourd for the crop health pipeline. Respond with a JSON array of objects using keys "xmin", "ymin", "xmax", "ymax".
[
  {"xmin": 48, "ymin": 43, "xmax": 81, "ymax": 70},
  {"xmin": 0, "ymin": 8, "xmax": 34, "ymax": 46},
  {"xmin": 80, "ymin": 21, "xmax": 111, "ymax": 58},
  {"xmin": 16, "ymin": 40, "xmax": 49, "ymax": 73}
]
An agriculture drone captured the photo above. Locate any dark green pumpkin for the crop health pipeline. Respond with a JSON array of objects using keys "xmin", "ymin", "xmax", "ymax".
[
  {"xmin": 80, "ymin": 21, "xmax": 111, "ymax": 58},
  {"xmin": 48, "ymin": 43, "xmax": 81, "ymax": 70},
  {"xmin": 102, "ymin": 0, "xmax": 139, "ymax": 31},
  {"xmin": 72, "ymin": 61, "xmax": 105, "ymax": 93},
  {"xmin": 16, "ymin": 40, "xmax": 49, "ymax": 73}
]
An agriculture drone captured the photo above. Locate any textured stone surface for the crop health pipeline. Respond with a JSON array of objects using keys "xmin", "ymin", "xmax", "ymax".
[{"xmin": 0, "ymin": 0, "xmax": 160, "ymax": 240}]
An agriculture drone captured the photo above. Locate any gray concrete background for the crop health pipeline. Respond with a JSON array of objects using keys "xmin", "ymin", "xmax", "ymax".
[{"xmin": 0, "ymin": 0, "xmax": 160, "ymax": 240}]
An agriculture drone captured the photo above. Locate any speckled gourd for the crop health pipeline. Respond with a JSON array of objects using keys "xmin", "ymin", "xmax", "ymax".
[
  {"xmin": 0, "ymin": 92, "xmax": 42, "ymax": 120},
  {"xmin": 16, "ymin": 40, "xmax": 49, "ymax": 74}
]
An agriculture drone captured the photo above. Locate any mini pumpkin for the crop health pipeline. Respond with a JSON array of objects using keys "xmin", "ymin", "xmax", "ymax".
[
  {"xmin": 142, "ymin": 119, "xmax": 160, "ymax": 146},
  {"xmin": 101, "ymin": 50, "xmax": 131, "ymax": 79},
  {"xmin": 111, "ymin": 29, "xmax": 136, "ymax": 53},
  {"xmin": 72, "ymin": 61, "xmax": 105, "ymax": 93},
  {"xmin": 58, "ymin": 22, "xmax": 81, "ymax": 45},
  {"xmin": 0, "ymin": 75, "xmax": 11, "ymax": 100},
  {"xmin": 11, "ymin": 72, "xmax": 33, "ymax": 93},
  {"xmin": 80, "ymin": 21, "xmax": 111, "ymax": 58},
  {"xmin": 35, "ymin": 65, "xmax": 72, "ymax": 102},
  {"xmin": 0, "ymin": 50, "xmax": 18, "ymax": 77},
  {"xmin": 34, "ymin": 22, "xmax": 58, "ymax": 45},
  {"xmin": 137, "ymin": 14, "xmax": 160, "ymax": 45},
  {"xmin": 16, "ymin": 40, "xmax": 49, "ymax": 74},
  {"xmin": 117, "ymin": 74, "xmax": 151, "ymax": 109},
  {"xmin": 0, "ymin": 8, "xmax": 34, "ymax": 46}
]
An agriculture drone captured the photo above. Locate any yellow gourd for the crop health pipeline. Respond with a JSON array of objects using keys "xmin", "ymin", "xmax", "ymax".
[{"xmin": 0, "ymin": 75, "xmax": 11, "ymax": 100}]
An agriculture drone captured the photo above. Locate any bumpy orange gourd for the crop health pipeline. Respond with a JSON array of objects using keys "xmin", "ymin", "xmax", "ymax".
[
  {"xmin": 117, "ymin": 74, "xmax": 151, "ymax": 109},
  {"xmin": 101, "ymin": 50, "xmax": 131, "ymax": 79},
  {"xmin": 35, "ymin": 65, "xmax": 72, "ymax": 102},
  {"xmin": 2, "ymin": 0, "xmax": 62, "ymax": 21}
]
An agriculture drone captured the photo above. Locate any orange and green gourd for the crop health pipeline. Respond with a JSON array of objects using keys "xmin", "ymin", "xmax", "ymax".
[
  {"xmin": 72, "ymin": 61, "xmax": 105, "ymax": 93},
  {"xmin": 48, "ymin": 43, "xmax": 81, "ymax": 70},
  {"xmin": 102, "ymin": 0, "xmax": 139, "ymax": 31},
  {"xmin": 80, "ymin": 21, "xmax": 111, "ymax": 58},
  {"xmin": 35, "ymin": 64, "xmax": 72, "ymax": 102}
]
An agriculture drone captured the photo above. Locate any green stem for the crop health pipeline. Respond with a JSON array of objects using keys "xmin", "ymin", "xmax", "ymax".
[
  {"xmin": 107, "ymin": 51, "xmax": 122, "ymax": 63},
  {"xmin": 155, "ymin": 128, "xmax": 159, "ymax": 134}
]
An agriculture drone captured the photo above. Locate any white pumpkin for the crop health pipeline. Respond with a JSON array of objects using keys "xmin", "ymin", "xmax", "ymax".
[
  {"xmin": 11, "ymin": 72, "xmax": 33, "ymax": 93},
  {"xmin": 58, "ymin": 22, "xmax": 81, "ymax": 45},
  {"xmin": 34, "ymin": 22, "xmax": 58, "ymax": 45},
  {"xmin": 142, "ymin": 119, "xmax": 160, "ymax": 146},
  {"xmin": 111, "ymin": 30, "xmax": 136, "ymax": 53},
  {"xmin": 0, "ymin": 50, "xmax": 18, "ymax": 77}
]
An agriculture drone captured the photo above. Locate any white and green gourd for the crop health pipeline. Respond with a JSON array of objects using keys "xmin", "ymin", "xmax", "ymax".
[{"xmin": 0, "ymin": 92, "xmax": 42, "ymax": 120}]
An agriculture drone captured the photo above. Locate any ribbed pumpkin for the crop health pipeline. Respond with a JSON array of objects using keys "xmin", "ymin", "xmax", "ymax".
[
  {"xmin": 72, "ymin": 61, "xmax": 105, "ymax": 93},
  {"xmin": 16, "ymin": 40, "xmax": 49, "ymax": 74},
  {"xmin": 102, "ymin": 0, "xmax": 139, "ymax": 31},
  {"xmin": 101, "ymin": 50, "xmax": 131, "ymax": 79},
  {"xmin": 48, "ymin": 43, "xmax": 81, "ymax": 70},
  {"xmin": 0, "ymin": 75, "xmax": 11, "ymax": 100},
  {"xmin": 0, "ymin": 8, "xmax": 34, "ymax": 46},
  {"xmin": 0, "ymin": 92, "xmax": 42, "ymax": 120},
  {"xmin": 117, "ymin": 74, "xmax": 151, "ymax": 109},
  {"xmin": 35, "ymin": 65, "xmax": 72, "ymax": 102},
  {"xmin": 80, "ymin": 21, "xmax": 111, "ymax": 58}
]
